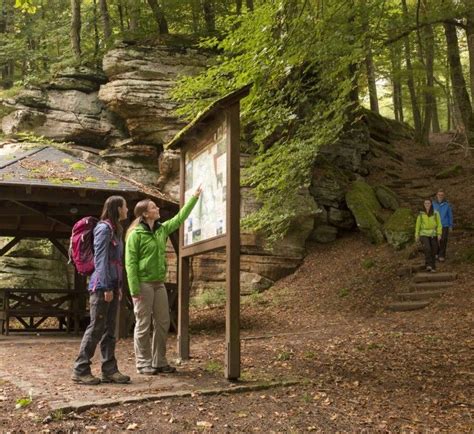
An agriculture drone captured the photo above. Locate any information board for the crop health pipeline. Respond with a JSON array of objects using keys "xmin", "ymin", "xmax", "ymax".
[{"xmin": 183, "ymin": 122, "xmax": 227, "ymax": 246}]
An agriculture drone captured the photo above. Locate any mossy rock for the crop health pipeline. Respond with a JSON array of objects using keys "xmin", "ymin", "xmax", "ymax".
[
  {"xmin": 384, "ymin": 208, "xmax": 415, "ymax": 250},
  {"xmin": 435, "ymin": 164, "xmax": 463, "ymax": 179},
  {"xmin": 309, "ymin": 224, "xmax": 338, "ymax": 243},
  {"xmin": 345, "ymin": 180, "xmax": 385, "ymax": 244},
  {"xmin": 375, "ymin": 185, "xmax": 400, "ymax": 211}
]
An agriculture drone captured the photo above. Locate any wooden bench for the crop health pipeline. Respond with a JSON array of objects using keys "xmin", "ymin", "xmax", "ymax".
[{"xmin": 0, "ymin": 288, "xmax": 85, "ymax": 335}]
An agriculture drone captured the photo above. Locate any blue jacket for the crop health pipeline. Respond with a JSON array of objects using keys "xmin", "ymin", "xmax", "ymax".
[
  {"xmin": 432, "ymin": 200, "xmax": 453, "ymax": 228},
  {"xmin": 88, "ymin": 221, "xmax": 124, "ymax": 292}
]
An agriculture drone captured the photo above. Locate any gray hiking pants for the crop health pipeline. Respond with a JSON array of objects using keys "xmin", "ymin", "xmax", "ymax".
[
  {"xmin": 133, "ymin": 281, "xmax": 170, "ymax": 369},
  {"xmin": 73, "ymin": 290, "xmax": 119, "ymax": 376}
]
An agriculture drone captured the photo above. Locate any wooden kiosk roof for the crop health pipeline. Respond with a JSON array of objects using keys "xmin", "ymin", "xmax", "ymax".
[{"xmin": 0, "ymin": 144, "xmax": 178, "ymax": 239}]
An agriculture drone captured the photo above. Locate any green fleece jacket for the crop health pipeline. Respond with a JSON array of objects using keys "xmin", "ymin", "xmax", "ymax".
[
  {"xmin": 125, "ymin": 196, "xmax": 198, "ymax": 296},
  {"xmin": 415, "ymin": 211, "xmax": 442, "ymax": 239}
]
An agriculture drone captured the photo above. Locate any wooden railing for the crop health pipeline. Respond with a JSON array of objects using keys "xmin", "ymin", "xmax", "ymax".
[{"xmin": 0, "ymin": 288, "xmax": 86, "ymax": 335}]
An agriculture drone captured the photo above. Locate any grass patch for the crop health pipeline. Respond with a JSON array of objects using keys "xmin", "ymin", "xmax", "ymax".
[
  {"xmin": 85, "ymin": 176, "xmax": 98, "ymax": 182},
  {"xmin": 69, "ymin": 162, "xmax": 86, "ymax": 171},
  {"xmin": 61, "ymin": 158, "xmax": 73, "ymax": 164},
  {"xmin": 0, "ymin": 85, "xmax": 23, "ymax": 99},
  {"xmin": 191, "ymin": 287, "xmax": 226, "ymax": 308},
  {"xmin": 204, "ymin": 360, "xmax": 223, "ymax": 374},
  {"xmin": 105, "ymin": 180, "xmax": 119, "ymax": 186},
  {"xmin": 303, "ymin": 351, "xmax": 316, "ymax": 360},
  {"xmin": 241, "ymin": 291, "xmax": 268, "ymax": 306},
  {"xmin": 276, "ymin": 350, "xmax": 293, "ymax": 361},
  {"xmin": 338, "ymin": 287, "xmax": 350, "ymax": 298},
  {"xmin": 361, "ymin": 258, "xmax": 376, "ymax": 269},
  {"xmin": 301, "ymin": 392, "xmax": 313, "ymax": 403}
]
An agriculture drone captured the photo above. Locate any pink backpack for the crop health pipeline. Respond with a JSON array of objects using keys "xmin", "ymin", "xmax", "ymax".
[{"xmin": 69, "ymin": 216, "xmax": 99, "ymax": 275}]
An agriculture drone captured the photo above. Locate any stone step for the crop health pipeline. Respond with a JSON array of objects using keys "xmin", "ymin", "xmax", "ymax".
[
  {"xmin": 413, "ymin": 272, "xmax": 457, "ymax": 283},
  {"xmin": 397, "ymin": 290, "xmax": 445, "ymax": 301},
  {"xmin": 387, "ymin": 300, "xmax": 431, "ymax": 311},
  {"xmin": 410, "ymin": 281, "xmax": 455, "ymax": 290}
]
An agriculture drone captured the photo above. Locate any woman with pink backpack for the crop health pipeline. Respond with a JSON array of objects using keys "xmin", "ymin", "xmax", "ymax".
[{"xmin": 72, "ymin": 196, "xmax": 131, "ymax": 385}]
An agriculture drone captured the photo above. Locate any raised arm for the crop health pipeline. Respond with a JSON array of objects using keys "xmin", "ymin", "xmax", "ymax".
[{"xmin": 162, "ymin": 188, "xmax": 201, "ymax": 237}]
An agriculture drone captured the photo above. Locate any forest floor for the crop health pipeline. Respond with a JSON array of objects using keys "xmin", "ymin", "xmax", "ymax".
[{"xmin": 0, "ymin": 134, "xmax": 473, "ymax": 432}]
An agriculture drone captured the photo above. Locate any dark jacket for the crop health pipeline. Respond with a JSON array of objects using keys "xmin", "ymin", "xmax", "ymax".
[{"xmin": 88, "ymin": 221, "xmax": 123, "ymax": 292}]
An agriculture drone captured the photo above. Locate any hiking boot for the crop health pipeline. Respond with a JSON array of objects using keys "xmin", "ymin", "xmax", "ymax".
[
  {"xmin": 426, "ymin": 266, "xmax": 432, "ymax": 272},
  {"xmin": 101, "ymin": 371, "xmax": 131, "ymax": 384},
  {"xmin": 430, "ymin": 268, "xmax": 436, "ymax": 273},
  {"xmin": 137, "ymin": 366, "xmax": 157, "ymax": 375},
  {"xmin": 72, "ymin": 373, "xmax": 101, "ymax": 385},
  {"xmin": 438, "ymin": 257, "xmax": 445, "ymax": 262},
  {"xmin": 153, "ymin": 365, "xmax": 177, "ymax": 374}
]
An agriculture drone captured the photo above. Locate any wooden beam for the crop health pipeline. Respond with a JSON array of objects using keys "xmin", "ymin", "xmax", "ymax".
[
  {"xmin": 0, "ymin": 189, "xmax": 105, "ymax": 205},
  {"xmin": 0, "ymin": 237, "xmax": 23, "ymax": 257},
  {"xmin": 0, "ymin": 230, "xmax": 70, "ymax": 239},
  {"xmin": 9, "ymin": 200, "xmax": 73, "ymax": 229},
  {"xmin": 48, "ymin": 238, "xmax": 69, "ymax": 259}
]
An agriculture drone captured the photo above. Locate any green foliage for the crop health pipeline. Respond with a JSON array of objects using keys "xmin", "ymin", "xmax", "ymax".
[
  {"xmin": 361, "ymin": 258, "xmax": 376, "ymax": 269},
  {"xmin": 204, "ymin": 360, "xmax": 223, "ymax": 374},
  {"xmin": 191, "ymin": 287, "xmax": 226, "ymax": 308},
  {"xmin": 173, "ymin": 1, "xmax": 363, "ymax": 243}
]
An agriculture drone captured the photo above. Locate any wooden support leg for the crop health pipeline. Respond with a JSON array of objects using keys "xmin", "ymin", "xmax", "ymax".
[{"xmin": 177, "ymin": 255, "xmax": 190, "ymax": 360}]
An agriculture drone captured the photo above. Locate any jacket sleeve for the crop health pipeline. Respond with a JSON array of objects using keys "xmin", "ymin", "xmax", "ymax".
[
  {"xmin": 415, "ymin": 215, "xmax": 421, "ymax": 239},
  {"xmin": 435, "ymin": 212, "xmax": 442, "ymax": 236},
  {"xmin": 162, "ymin": 195, "xmax": 199, "ymax": 237},
  {"xmin": 125, "ymin": 230, "xmax": 141, "ymax": 297},
  {"xmin": 448, "ymin": 204, "xmax": 454, "ymax": 228},
  {"xmin": 93, "ymin": 223, "xmax": 112, "ymax": 291}
]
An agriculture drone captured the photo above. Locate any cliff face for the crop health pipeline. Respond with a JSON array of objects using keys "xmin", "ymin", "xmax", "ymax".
[{"xmin": 0, "ymin": 38, "xmax": 414, "ymax": 295}]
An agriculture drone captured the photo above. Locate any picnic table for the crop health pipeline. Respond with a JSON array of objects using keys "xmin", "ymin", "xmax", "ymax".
[{"xmin": 0, "ymin": 288, "xmax": 86, "ymax": 335}]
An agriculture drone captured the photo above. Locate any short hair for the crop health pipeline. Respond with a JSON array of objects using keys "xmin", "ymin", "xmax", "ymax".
[{"xmin": 437, "ymin": 188, "xmax": 444, "ymax": 194}]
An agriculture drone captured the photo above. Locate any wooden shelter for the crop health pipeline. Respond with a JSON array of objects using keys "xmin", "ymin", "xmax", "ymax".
[{"xmin": 0, "ymin": 143, "xmax": 178, "ymax": 335}]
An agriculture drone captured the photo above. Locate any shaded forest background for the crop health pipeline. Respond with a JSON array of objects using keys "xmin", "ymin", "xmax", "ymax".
[{"xmin": 1, "ymin": 0, "xmax": 474, "ymax": 240}]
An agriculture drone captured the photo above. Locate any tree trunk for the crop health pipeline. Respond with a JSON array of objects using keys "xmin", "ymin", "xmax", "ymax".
[
  {"xmin": 147, "ymin": 0, "xmax": 168, "ymax": 34},
  {"xmin": 117, "ymin": 0, "xmax": 125, "ymax": 34},
  {"xmin": 99, "ymin": 0, "xmax": 112, "ymax": 42},
  {"xmin": 0, "ymin": 0, "xmax": 15, "ymax": 86},
  {"xmin": 126, "ymin": 0, "xmax": 138, "ymax": 32},
  {"xmin": 444, "ymin": 21, "xmax": 474, "ymax": 145},
  {"xmin": 70, "ymin": 0, "xmax": 82, "ymax": 61},
  {"xmin": 466, "ymin": 10, "xmax": 474, "ymax": 97},
  {"xmin": 419, "ymin": 20, "xmax": 435, "ymax": 144},
  {"xmin": 236, "ymin": 0, "xmax": 242, "ymax": 14},
  {"xmin": 93, "ymin": 0, "xmax": 100, "ymax": 61},
  {"xmin": 432, "ymin": 95, "xmax": 440, "ymax": 133},
  {"xmin": 191, "ymin": 0, "xmax": 199, "ymax": 32},
  {"xmin": 203, "ymin": 0, "xmax": 215, "ymax": 33},
  {"xmin": 390, "ymin": 43, "xmax": 404, "ymax": 122},
  {"xmin": 365, "ymin": 48, "xmax": 379, "ymax": 113},
  {"xmin": 246, "ymin": 0, "xmax": 254, "ymax": 11},
  {"xmin": 401, "ymin": 0, "xmax": 422, "ymax": 141}
]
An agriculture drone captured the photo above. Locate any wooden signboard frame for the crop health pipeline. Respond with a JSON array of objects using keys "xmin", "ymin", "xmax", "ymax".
[{"xmin": 167, "ymin": 85, "xmax": 250, "ymax": 380}]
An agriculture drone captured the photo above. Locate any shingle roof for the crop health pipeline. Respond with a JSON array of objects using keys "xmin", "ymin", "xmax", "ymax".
[{"xmin": 0, "ymin": 145, "xmax": 141, "ymax": 192}]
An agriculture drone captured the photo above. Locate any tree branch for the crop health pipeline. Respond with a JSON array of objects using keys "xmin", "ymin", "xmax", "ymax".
[{"xmin": 384, "ymin": 18, "xmax": 466, "ymax": 46}]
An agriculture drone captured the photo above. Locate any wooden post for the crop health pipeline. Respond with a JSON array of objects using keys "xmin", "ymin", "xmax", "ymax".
[
  {"xmin": 225, "ymin": 103, "xmax": 241, "ymax": 380},
  {"xmin": 177, "ymin": 255, "xmax": 190, "ymax": 359}
]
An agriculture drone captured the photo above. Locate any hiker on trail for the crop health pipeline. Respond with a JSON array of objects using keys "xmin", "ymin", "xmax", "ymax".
[
  {"xmin": 415, "ymin": 199, "xmax": 442, "ymax": 273},
  {"xmin": 432, "ymin": 189, "xmax": 453, "ymax": 262},
  {"xmin": 125, "ymin": 186, "xmax": 202, "ymax": 376},
  {"xmin": 72, "ymin": 196, "xmax": 131, "ymax": 385}
]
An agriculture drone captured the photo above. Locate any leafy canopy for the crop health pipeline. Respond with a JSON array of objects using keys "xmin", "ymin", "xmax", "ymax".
[{"xmin": 173, "ymin": 0, "xmax": 366, "ymax": 243}]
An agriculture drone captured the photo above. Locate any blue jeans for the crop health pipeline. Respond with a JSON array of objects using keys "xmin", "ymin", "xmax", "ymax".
[{"xmin": 73, "ymin": 290, "xmax": 119, "ymax": 376}]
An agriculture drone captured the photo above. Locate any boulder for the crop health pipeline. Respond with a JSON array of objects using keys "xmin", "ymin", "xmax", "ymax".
[
  {"xmin": 375, "ymin": 185, "xmax": 399, "ymax": 210},
  {"xmin": 310, "ymin": 163, "xmax": 351, "ymax": 208},
  {"xmin": 240, "ymin": 272, "xmax": 274, "ymax": 295},
  {"xmin": 99, "ymin": 41, "xmax": 210, "ymax": 145},
  {"xmin": 435, "ymin": 164, "xmax": 463, "ymax": 179},
  {"xmin": 384, "ymin": 208, "xmax": 415, "ymax": 250},
  {"xmin": 327, "ymin": 207, "xmax": 355, "ymax": 230},
  {"xmin": 345, "ymin": 180, "xmax": 385, "ymax": 244},
  {"xmin": 309, "ymin": 224, "xmax": 338, "ymax": 243}
]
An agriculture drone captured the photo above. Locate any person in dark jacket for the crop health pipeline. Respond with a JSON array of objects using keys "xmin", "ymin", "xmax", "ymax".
[
  {"xmin": 432, "ymin": 189, "xmax": 453, "ymax": 262},
  {"xmin": 72, "ymin": 196, "xmax": 131, "ymax": 385}
]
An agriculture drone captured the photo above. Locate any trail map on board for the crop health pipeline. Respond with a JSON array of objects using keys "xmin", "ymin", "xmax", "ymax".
[{"xmin": 183, "ymin": 123, "xmax": 227, "ymax": 246}]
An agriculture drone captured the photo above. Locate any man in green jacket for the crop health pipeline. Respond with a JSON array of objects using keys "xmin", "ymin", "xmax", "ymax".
[
  {"xmin": 415, "ymin": 199, "xmax": 442, "ymax": 272},
  {"xmin": 125, "ymin": 186, "xmax": 202, "ymax": 375}
]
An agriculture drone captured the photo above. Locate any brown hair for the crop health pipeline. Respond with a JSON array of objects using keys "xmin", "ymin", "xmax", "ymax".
[
  {"xmin": 125, "ymin": 199, "xmax": 153, "ymax": 240},
  {"xmin": 100, "ymin": 195, "xmax": 126, "ymax": 236}
]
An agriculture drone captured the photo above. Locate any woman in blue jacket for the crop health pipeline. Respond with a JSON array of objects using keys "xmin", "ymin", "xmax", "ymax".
[{"xmin": 72, "ymin": 196, "xmax": 130, "ymax": 385}]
